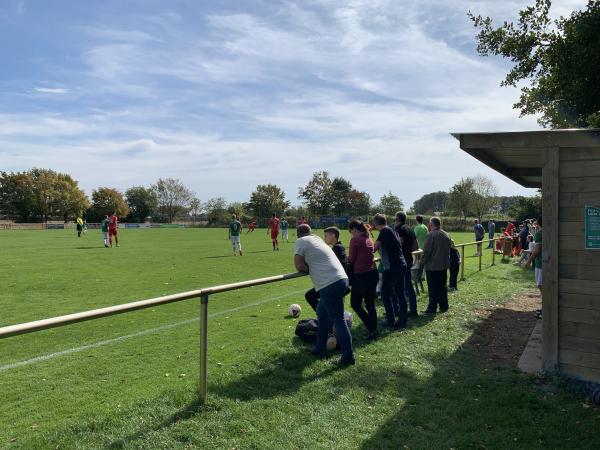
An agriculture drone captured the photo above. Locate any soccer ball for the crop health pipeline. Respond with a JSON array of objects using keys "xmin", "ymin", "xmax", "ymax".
[
  {"xmin": 326, "ymin": 335, "xmax": 338, "ymax": 351},
  {"xmin": 288, "ymin": 304, "xmax": 302, "ymax": 318}
]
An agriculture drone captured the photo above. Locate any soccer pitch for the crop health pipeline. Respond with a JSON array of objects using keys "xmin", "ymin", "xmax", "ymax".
[{"xmin": 1, "ymin": 228, "xmax": 599, "ymax": 449}]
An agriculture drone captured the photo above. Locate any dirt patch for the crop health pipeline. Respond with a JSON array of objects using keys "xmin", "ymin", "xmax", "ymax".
[{"xmin": 467, "ymin": 290, "xmax": 542, "ymax": 369}]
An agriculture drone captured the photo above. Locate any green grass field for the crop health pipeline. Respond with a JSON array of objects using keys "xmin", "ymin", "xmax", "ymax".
[{"xmin": 1, "ymin": 228, "xmax": 599, "ymax": 449}]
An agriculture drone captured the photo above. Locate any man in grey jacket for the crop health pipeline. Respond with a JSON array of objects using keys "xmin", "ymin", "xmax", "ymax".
[{"xmin": 420, "ymin": 217, "xmax": 452, "ymax": 313}]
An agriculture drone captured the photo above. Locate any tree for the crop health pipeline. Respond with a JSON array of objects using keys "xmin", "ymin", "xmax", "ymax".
[
  {"xmin": 509, "ymin": 192, "xmax": 542, "ymax": 221},
  {"xmin": 298, "ymin": 171, "xmax": 334, "ymax": 215},
  {"xmin": 152, "ymin": 178, "xmax": 194, "ymax": 223},
  {"xmin": 469, "ymin": 0, "xmax": 600, "ymax": 128},
  {"xmin": 204, "ymin": 197, "xmax": 228, "ymax": 225},
  {"xmin": 331, "ymin": 177, "xmax": 353, "ymax": 215},
  {"xmin": 346, "ymin": 190, "xmax": 372, "ymax": 217},
  {"xmin": 374, "ymin": 191, "xmax": 404, "ymax": 217},
  {"xmin": 470, "ymin": 174, "xmax": 499, "ymax": 221},
  {"xmin": 189, "ymin": 197, "xmax": 202, "ymax": 225},
  {"xmin": 88, "ymin": 187, "xmax": 129, "ymax": 222},
  {"xmin": 125, "ymin": 186, "xmax": 158, "ymax": 222},
  {"xmin": 0, "ymin": 171, "xmax": 33, "ymax": 221},
  {"xmin": 247, "ymin": 184, "xmax": 290, "ymax": 219},
  {"xmin": 448, "ymin": 178, "xmax": 475, "ymax": 224},
  {"xmin": 412, "ymin": 191, "xmax": 448, "ymax": 214},
  {"xmin": 53, "ymin": 173, "xmax": 89, "ymax": 222}
]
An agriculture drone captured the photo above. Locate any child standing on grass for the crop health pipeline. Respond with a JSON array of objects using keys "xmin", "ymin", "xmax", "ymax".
[{"xmin": 449, "ymin": 240, "xmax": 460, "ymax": 291}]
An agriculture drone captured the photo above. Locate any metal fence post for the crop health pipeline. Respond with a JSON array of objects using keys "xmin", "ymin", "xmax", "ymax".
[
  {"xmin": 199, "ymin": 294, "xmax": 209, "ymax": 404},
  {"xmin": 460, "ymin": 245, "xmax": 465, "ymax": 281},
  {"xmin": 478, "ymin": 249, "xmax": 482, "ymax": 272},
  {"xmin": 492, "ymin": 239, "xmax": 496, "ymax": 266}
]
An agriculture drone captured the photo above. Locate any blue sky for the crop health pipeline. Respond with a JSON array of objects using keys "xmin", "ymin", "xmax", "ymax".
[{"xmin": 0, "ymin": 0, "xmax": 588, "ymax": 208}]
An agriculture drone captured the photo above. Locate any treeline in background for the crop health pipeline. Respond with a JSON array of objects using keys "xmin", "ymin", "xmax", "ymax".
[{"xmin": 0, "ymin": 169, "xmax": 540, "ymax": 230}]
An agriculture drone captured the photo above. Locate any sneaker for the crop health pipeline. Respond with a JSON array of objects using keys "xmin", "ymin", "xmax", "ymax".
[
  {"xmin": 334, "ymin": 357, "xmax": 356, "ymax": 367},
  {"xmin": 439, "ymin": 307, "xmax": 449, "ymax": 313},
  {"xmin": 422, "ymin": 308, "xmax": 437, "ymax": 314},
  {"xmin": 393, "ymin": 320, "xmax": 407, "ymax": 330},
  {"xmin": 366, "ymin": 330, "xmax": 379, "ymax": 340},
  {"xmin": 239, "ymin": 250, "xmax": 243, "ymax": 256}
]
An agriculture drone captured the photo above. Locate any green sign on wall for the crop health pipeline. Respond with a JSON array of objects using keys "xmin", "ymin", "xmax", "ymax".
[{"xmin": 585, "ymin": 205, "xmax": 600, "ymax": 250}]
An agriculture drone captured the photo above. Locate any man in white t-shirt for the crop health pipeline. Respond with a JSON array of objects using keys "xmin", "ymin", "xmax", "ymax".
[{"xmin": 294, "ymin": 224, "xmax": 355, "ymax": 366}]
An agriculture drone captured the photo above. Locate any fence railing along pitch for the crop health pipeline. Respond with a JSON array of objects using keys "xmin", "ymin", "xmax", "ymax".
[{"xmin": 0, "ymin": 238, "xmax": 502, "ymax": 404}]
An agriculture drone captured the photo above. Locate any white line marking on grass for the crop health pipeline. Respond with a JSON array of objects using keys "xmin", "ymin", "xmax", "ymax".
[{"xmin": 0, "ymin": 289, "xmax": 306, "ymax": 373}]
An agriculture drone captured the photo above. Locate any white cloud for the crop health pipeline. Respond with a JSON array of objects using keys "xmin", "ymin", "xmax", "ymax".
[{"xmin": 34, "ymin": 87, "xmax": 68, "ymax": 94}]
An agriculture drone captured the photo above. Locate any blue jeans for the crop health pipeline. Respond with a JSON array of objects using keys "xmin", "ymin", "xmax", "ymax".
[
  {"xmin": 487, "ymin": 234, "xmax": 494, "ymax": 248},
  {"xmin": 404, "ymin": 264, "xmax": 417, "ymax": 313},
  {"xmin": 316, "ymin": 278, "xmax": 354, "ymax": 362},
  {"xmin": 380, "ymin": 266, "xmax": 407, "ymax": 327}
]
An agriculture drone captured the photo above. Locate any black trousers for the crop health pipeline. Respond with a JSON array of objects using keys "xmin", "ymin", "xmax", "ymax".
[
  {"xmin": 350, "ymin": 270, "xmax": 379, "ymax": 332},
  {"xmin": 449, "ymin": 265, "xmax": 459, "ymax": 289},
  {"xmin": 426, "ymin": 270, "xmax": 448, "ymax": 311}
]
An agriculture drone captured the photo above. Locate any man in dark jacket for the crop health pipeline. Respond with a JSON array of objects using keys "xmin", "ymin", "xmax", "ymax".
[
  {"xmin": 420, "ymin": 217, "xmax": 452, "ymax": 313},
  {"xmin": 373, "ymin": 214, "xmax": 408, "ymax": 329},
  {"xmin": 394, "ymin": 211, "xmax": 419, "ymax": 317}
]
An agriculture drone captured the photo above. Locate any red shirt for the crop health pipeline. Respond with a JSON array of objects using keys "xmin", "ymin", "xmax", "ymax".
[
  {"xmin": 348, "ymin": 234, "xmax": 376, "ymax": 274},
  {"xmin": 269, "ymin": 217, "xmax": 280, "ymax": 232},
  {"xmin": 109, "ymin": 215, "xmax": 118, "ymax": 229},
  {"xmin": 298, "ymin": 218, "xmax": 307, "ymax": 225}
]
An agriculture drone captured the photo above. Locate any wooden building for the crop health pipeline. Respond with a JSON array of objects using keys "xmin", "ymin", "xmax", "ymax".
[{"xmin": 453, "ymin": 129, "xmax": 600, "ymax": 384}]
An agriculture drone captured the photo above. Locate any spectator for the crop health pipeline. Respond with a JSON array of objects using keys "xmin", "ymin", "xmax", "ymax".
[
  {"xmin": 519, "ymin": 220, "xmax": 530, "ymax": 252},
  {"xmin": 524, "ymin": 216, "xmax": 543, "ymax": 319},
  {"xmin": 414, "ymin": 215, "xmax": 429, "ymax": 250},
  {"xmin": 295, "ymin": 224, "xmax": 355, "ymax": 366},
  {"xmin": 348, "ymin": 219, "xmax": 379, "ymax": 340},
  {"xmin": 304, "ymin": 227, "xmax": 348, "ymax": 312},
  {"xmin": 394, "ymin": 211, "xmax": 419, "ymax": 317},
  {"xmin": 487, "ymin": 219, "xmax": 496, "ymax": 248},
  {"xmin": 474, "ymin": 219, "xmax": 485, "ymax": 256},
  {"xmin": 449, "ymin": 240, "xmax": 461, "ymax": 291},
  {"xmin": 373, "ymin": 213, "xmax": 408, "ymax": 330},
  {"xmin": 420, "ymin": 217, "xmax": 452, "ymax": 313}
]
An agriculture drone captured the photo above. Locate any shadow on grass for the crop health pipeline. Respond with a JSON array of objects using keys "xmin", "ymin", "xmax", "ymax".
[{"xmin": 358, "ymin": 307, "xmax": 549, "ymax": 449}]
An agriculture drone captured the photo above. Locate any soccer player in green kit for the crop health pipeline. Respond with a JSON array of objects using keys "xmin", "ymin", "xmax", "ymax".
[
  {"xmin": 228, "ymin": 215, "xmax": 243, "ymax": 256},
  {"xmin": 101, "ymin": 215, "xmax": 110, "ymax": 248},
  {"xmin": 281, "ymin": 217, "xmax": 289, "ymax": 243}
]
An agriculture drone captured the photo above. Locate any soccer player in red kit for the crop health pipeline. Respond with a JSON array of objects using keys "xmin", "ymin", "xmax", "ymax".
[
  {"xmin": 109, "ymin": 212, "xmax": 119, "ymax": 247},
  {"xmin": 267, "ymin": 213, "xmax": 280, "ymax": 251},
  {"xmin": 247, "ymin": 220, "xmax": 257, "ymax": 234}
]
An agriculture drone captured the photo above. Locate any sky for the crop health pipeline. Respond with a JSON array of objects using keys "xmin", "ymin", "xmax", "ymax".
[{"xmin": 0, "ymin": 0, "xmax": 589, "ymax": 208}]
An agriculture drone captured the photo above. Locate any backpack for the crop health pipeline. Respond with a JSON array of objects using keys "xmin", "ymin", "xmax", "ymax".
[{"xmin": 295, "ymin": 319, "xmax": 319, "ymax": 343}]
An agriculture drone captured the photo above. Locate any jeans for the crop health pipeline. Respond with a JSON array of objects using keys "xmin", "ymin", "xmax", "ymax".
[
  {"xmin": 380, "ymin": 266, "xmax": 407, "ymax": 327},
  {"xmin": 316, "ymin": 279, "xmax": 354, "ymax": 362},
  {"xmin": 305, "ymin": 288, "xmax": 320, "ymax": 312},
  {"xmin": 449, "ymin": 265, "xmax": 459, "ymax": 289},
  {"xmin": 404, "ymin": 263, "xmax": 417, "ymax": 313},
  {"xmin": 426, "ymin": 270, "xmax": 448, "ymax": 311},
  {"xmin": 350, "ymin": 270, "xmax": 378, "ymax": 332},
  {"xmin": 487, "ymin": 234, "xmax": 494, "ymax": 248}
]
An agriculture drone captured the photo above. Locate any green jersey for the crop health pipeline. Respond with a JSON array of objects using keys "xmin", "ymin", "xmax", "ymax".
[
  {"xmin": 101, "ymin": 219, "xmax": 109, "ymax": 233},
  {"xmin": 281, "ymin": 220, "xmax": 289, "ymax": 230},
  {"xmin": 229, "ymin": 220, "xmax": 241, "ymax": 237},
  {"xmin": 414, "ymin": 224, "xmax": 428, "ymax": 249},
  {"xmin": 534, "ymin": 229, "xmax": 543, "ymax": 269}
]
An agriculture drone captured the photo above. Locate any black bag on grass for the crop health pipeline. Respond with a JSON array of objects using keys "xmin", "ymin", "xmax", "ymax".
[{"xmin": 295, "ymin": 318, "xmax": 318, "ymax": 343}]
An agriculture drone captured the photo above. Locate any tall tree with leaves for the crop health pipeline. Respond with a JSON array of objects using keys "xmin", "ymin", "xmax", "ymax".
[
  {"xmin": 204, "ymin": 197, "xmax": 228, "ymax": 225},
  {"xmin": 125, "ymin": 186, "xmax": 158, "ymax": 222},
  {"xmin": 152, "ymin": 178, "xmax": 194, "ymax": 223},
  {"xmin": 0, "ymin": 171, "xmax": 33, "ymax": 221},
  {"xmin": 89, "ymin": 187, "xmax": 129, "ymax": 222},
  {"xmin": 375, "ymin": 191, "xmax": 404, "ymax": 217},
  {"xmin": 298, "ymin": 171, "xmax": 334, "ymax": 215},
  {"xmin": 469, "ymin": 0, "xmax": 600, "ymax": 128},
  {"xmin": 448, "ymin": 178, "xmax": 475, "ymax": 224},
  {"xmin": 412, "ymin": 191, "xmax": 448, "ymax": 214},
  {"xmin": 247, "ymin": 184, "xmax": 290, "ymax": 219}
]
